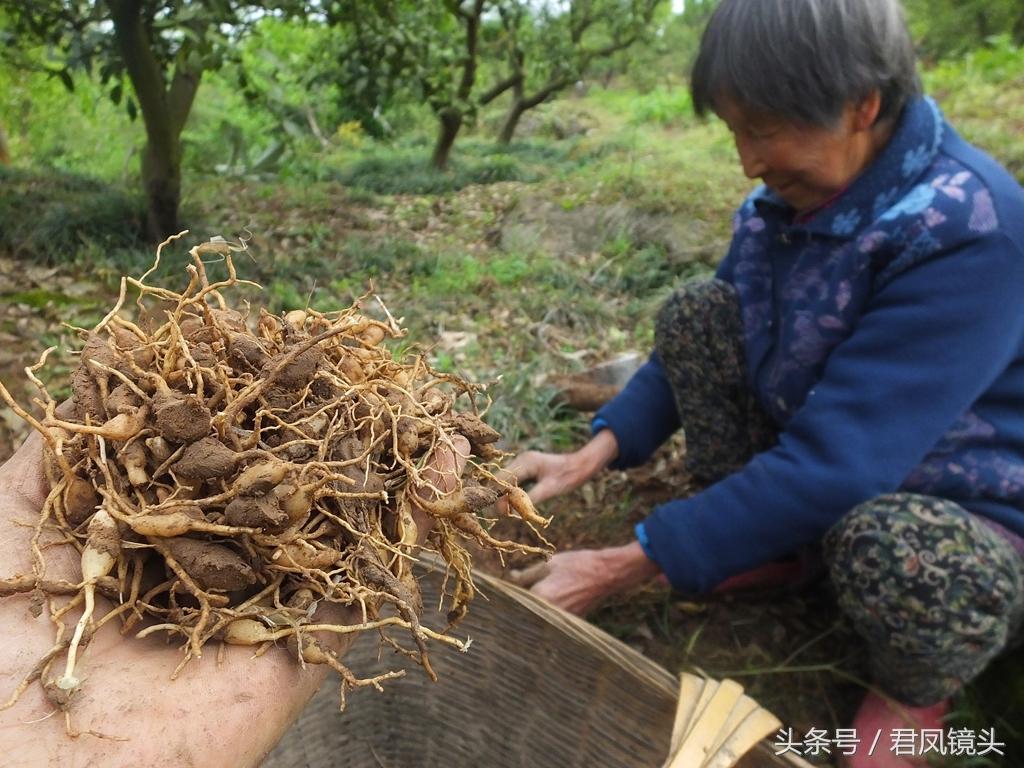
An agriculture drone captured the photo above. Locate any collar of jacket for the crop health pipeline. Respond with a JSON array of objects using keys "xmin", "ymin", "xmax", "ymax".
[{"xmin": 751, "ymin": 96, "xmax": 946, "ymax": 240}]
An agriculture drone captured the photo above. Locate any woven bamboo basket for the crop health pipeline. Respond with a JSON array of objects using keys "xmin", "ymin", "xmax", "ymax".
[{"xmin": 263, "ymin": 556, "xmax": 810, "ymax": 768}]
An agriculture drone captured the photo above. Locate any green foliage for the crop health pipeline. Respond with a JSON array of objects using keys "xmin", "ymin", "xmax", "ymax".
[
  {"xmin": 238, "ymin": 18, "xmax": 346, "ymax": 130},
  {"xmin": 338, "ymin": 150, "xmax": 528, "ymax": 194},
  {"xmin": 946, "ymin": 649, "xmax": 1024, "ymax": 767},
  {"xmin": 0, "ymin": 166, "xmax": 146, "ymax": 262},
  {"xmin": 615, "ymin": 1, "xmax": 715, "ymax": 91},
  {"xmin": 311, "ymin": 0, "xmax": 470, "ymax": 150},
  {"xmin": 0, "ymin": 0, "xmax": 324, "ymax": 237},
  {"xmin": 265, "ymin": 280, "xmax": 309, "ymax": 314},
  {"xmin": 175, "ymin": 19, "xmax": 327, "ymax": 179},
  {"xmin": 190, "ymin": 14, "xmax": 369, "ymax": 169},
  {"xmin": 335, "ymin": 236, "xmax": 433, "ymax": 284},
  {"xmin": 484, "ymin": 361, "xmax": 581, "ymax": 450},
  {"xmin": 575, "ymin": 94, "xmax": 751, "ymax": 225},
  {"xmin": 905, "ymin": 0, "xmax": 1024, "ymax": 59},
  {"xmin": 1, "ymin": 288, "xmax": 97, "ymax": 310},
  {"xmin": 925, "ymin": 34, "xmax": 1024, "ymax": 85},
  {"xmin": 627, "ymin": 86, "xmax": 694, "ymax": 126},
  {"xmin": 182, "ymin": 69, "xmax": 287, "ymax": 180},
  {"xmin": 485, "ymin": 0, "xmax": 662, "ymax": 143},
  {"xmin": 0, "ymin": 1, "xmax": 301, "ymax": 104},
  {"xmin": 593, "ymin": 239, "xmax": 693, "ymax": 295},
  {"xmin": 326, "ymin": 236, "xmax": 562, "ymax": 307},
  {"xmin": 0, "ymin": 7, "xmax": 1022, "ymax": 755},
  {"xmin": 0, "ymin": 53, "xmax": 141, "ymax": 179},
  {"xmin": 321, "ymin": 1, "xmax": 459, "ymax": 134},
  {"xmin": 924, "ymin": 37, "xmax": 1024, "ymax": 181},
  {"xmin": 333, "ymin": 139, "xmax": 596, "ymax": 194},
  {"xmin": 577, "ymin": 80, "xmax": 696, "ymax": 127}
]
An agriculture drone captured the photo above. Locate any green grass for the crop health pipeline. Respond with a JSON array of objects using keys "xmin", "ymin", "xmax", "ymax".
[
  {"xmin": 337, "ymin": 149, "xmax": 527, "ymax": 194},
  {"xmin": 924, "ymin": 36, "xmax": 1024, "ymax": 181},
  {"xmin": 583, "ymin": 80, "xmax": 696, "ymax": 128},
  {"xmin": 0, "ymin": 167, "xmax": 147, "ymax": 263},
  {"xmin": 329, "ymin": 138, "xmax": 601, "ymax": 195},
  {"xmin": 944, "ymin": 649, "xmax": 1024, "ymax": 767},
  {"xmin": 562, "ymin": 90, "xmax": 754, "ymax": 235},
  {"xmin": 0, "ymin": 288, "xmax": 98, "ymax": 309}
]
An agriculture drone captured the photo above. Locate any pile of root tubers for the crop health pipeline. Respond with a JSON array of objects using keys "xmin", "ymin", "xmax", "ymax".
[{"xmin": 0, "ymin": 234, "xmax": 550, "ymax": 717}]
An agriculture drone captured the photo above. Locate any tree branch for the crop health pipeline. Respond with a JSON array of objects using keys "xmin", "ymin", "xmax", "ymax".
[
  {"xmin": 107, "ymin": 0, "xmax": 172, "ymax": 144},
  {"xmin": 478, "ymin": 73, "xmax": 522, "ymax": 106},
  {"xmin": 519, "ymin": 77, "xmax": 572, "ymax": 112},
  {"xmin": 167, "ymin": 52, "xmax": 202, "ymax": 136},
  {"xmin": 455, "ymin": 0, "xmax": 486, "ymax": 101},
  {"xmin": 580, "ymin": 31, "xmax": 642, "ymax": 69}
]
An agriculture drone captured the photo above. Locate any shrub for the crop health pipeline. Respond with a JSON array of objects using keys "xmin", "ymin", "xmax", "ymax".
[{"xmin": 628, "ymin": 86, "xmax": 694, "ymax": 127}]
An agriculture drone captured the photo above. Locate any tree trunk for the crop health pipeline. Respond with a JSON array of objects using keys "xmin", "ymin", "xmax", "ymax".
[
  {"xmin": 498, "ymin": 101, "xmax": 526, "ymax": 145},
  {"xmin": 497, "ymin": 80, "xmax": 569, "ymax": 145},
  {"xmin": 141, "ymin": 137, "xmax": 181, "ymax": 241},
  {"xmin": 0, "ymin": 123, "xmax": 9, "ymax": 165},
  {"xmin": 432, "ymin": 108, "xmax": 462, "ymax": 171},
  {"xmin": 109, "ymin": 0, "xmax": 200, "ymax": 240},
  {"xmin": 975, "ymin": 10, "xmax": 990, "ymax": 42},
  {"xmin": 427, "ymin": 0, "xmax": 484, "ymax": 171}
]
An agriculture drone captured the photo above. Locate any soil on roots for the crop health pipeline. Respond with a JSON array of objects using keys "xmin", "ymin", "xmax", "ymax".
[{"xmin": 0, "ymin": 235, "xmax": 552, "ymax": 719}]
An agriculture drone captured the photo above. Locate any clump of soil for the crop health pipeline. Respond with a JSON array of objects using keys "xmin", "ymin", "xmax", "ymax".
[{"xmin": 0, "ymin": 234, "xmax": 550, "ymax": 723}]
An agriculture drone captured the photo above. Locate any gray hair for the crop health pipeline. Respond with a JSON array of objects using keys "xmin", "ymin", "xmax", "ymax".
[{"xmin": 690, "ymin": 0, "xmax": 921, "ymax": 126}]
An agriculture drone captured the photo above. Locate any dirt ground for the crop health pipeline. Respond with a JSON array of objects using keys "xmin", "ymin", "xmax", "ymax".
[{"xmin": 0, "ymin": 258, "xmax": 97, "ymax": 460}]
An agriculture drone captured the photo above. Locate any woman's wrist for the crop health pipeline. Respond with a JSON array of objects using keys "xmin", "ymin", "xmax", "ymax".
[
  {"xmin": 569, "ymin": 429, "xmax": 619, "ymax": 484},
  {"xmin": 599, "ymin": 541, "xmax": 661, "ymax": 592}
]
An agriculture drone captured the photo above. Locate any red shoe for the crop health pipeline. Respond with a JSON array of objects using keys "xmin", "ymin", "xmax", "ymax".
[
  {"xmin": 841, "ymin": 690, "xmax": 950, "ymax": 767},
  {"xmin": 711, "ymin": 559, "xmax": 805, "ymax": 593}
]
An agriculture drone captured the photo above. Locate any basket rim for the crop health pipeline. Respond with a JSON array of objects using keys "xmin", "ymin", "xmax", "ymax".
[{"xmin": 421, "ymin": 554, "xmax": 814, "ymax": 768}]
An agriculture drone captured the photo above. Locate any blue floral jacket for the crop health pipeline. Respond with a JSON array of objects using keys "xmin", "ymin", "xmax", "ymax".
[{"xmin": 595, "ymin": 97, "xmax": 1024, "ymax": 592}]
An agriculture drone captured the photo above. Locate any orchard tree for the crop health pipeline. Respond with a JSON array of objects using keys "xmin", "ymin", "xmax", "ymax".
[
  {"xmin": 426, "ymin": 0, "xmax": 489, "ymax": 169},
  {"xmin": 486, "ymin": 0, "xmax": 661, "ymax": 144},
  {"xmin": 0, "ymin": 1, "xmax": 302, "ymax": 239},
  {"xmin": 321, "ymin": 1, "xmax": 422, "ymax": 138},
  {"xmin": 608, "ymin": 0, "xmax": 714, "ymax": 93},
  {"xmin": 903, "ymin": 0, "xmax": 1024, "ymax": 58},
  {"xmin": 325, "ymin": 0, "xmax": 499, "ymax": 170}
]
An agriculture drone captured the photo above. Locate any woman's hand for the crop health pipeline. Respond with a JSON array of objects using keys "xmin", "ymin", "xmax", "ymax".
[
  {"xmin": 504, "ymin": 428, "xmax": 620, "ymax": 505},
  {"xmin": 503, "ymin": 430, "xmax": 660, "ymax": 616},
  {"xmin": 0, "ymin": 432, "xmax": 470, "ymax": 767},
  {"xmin": 410, "ymin": 434, "xmax": 471, "ymax": 530},
  {"xmin": 0, "ymin": 433, "xmax": 356, "ymax": 766},
  {"xmin": 511, "ymin": 542, "xmax": 661, "ymax": 616}
]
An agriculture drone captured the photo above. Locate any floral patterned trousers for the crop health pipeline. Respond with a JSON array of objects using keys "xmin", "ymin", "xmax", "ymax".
[{"xmin": 654, "ymin": 278, "xmax": 1024, "ymax": 705}]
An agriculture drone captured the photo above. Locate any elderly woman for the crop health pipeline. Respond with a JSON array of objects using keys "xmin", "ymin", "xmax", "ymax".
[{"xmin": 510, "ymin": 0, "xmax": 1024, "ymax": 764}]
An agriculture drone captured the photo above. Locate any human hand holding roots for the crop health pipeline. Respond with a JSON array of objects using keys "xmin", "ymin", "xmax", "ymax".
[{"xmin": 0, "ymin": 233, "xmax": 551, "ymax": 733}]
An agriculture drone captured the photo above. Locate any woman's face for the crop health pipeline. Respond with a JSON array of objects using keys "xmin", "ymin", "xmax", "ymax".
[{"xmin": 716, "ymin": 96, "xmax": 883, "ymax": 214}]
